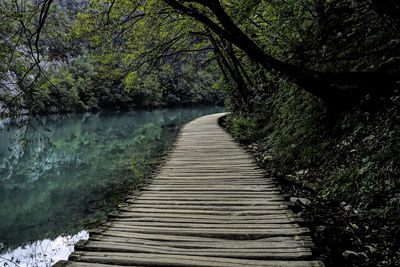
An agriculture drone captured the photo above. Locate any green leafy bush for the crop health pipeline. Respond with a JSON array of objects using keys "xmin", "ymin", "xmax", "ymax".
[{"xmin": 226, "ymin": 115, "xmax": 260, "ymax": 143}]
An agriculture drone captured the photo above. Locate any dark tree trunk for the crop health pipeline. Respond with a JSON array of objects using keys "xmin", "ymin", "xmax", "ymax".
[
  {"xmin": 226, "ymin": 44, "xmax": 255, "ymax": 89},
  {"xmin": 208, "ymin": 33, "xmax": 251, "ymax": 110}
]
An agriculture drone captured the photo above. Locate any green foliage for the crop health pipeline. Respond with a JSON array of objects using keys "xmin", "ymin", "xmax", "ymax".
[
  {"xmin": 228, "ymin": 82, "xmax": 328, "ymax": 167},
  {"xmin": 323, "ymin": 97, "xmax": 400, "ymax": 219},
  {"xmin": 225, "ymin": 0, "xmax": 400, "ymax": 222},
  {"xmin": 26, "ymin": 53, "xmax": 96, "ymax": 113},
  {"xmin": 242, "ymin": 0, "xmax": 314, "ymax": 61},
  {"xmin": 228, "ymin": 81, "xmax": 400, "ymax": 227},
  {"xmin": 226, "ymin": 115, "xmax": 259, "ymax": 143},
  {"xmin": 1, "ymin": 0, "xmax": 223, "ymax": 117},
  {"xmin": 264, "ymin": 84, "xmax": 328, "ymax": 169},
  {"xmin": 129, "ymin": 157, "xmax": 144, "ymax": 179},
  {"xmin": 72, "ymin": 0, "xmax": 224, "ymax": 106}
]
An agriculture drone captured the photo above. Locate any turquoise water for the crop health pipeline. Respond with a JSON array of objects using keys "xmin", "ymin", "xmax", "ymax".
[{"xmin": 0, "ymin": 107, "xmax": 223, "ymax": 262}]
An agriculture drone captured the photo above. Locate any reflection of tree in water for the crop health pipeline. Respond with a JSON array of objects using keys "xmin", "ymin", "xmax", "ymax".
[
  {"xmin": 0, "ymin": 106, "xmax": 223, "ymax": 255},
  {"xmin": 0, "ymin": 231, "xmax": 88, "ymax": 267}
]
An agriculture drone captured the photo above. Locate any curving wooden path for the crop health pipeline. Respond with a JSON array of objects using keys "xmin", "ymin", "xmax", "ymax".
[{"xmin": 55, "ymin": 113, "xmax": 324, "ymax": 267}]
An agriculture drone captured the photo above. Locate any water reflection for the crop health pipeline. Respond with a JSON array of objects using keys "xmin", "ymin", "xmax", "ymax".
[
  {"xmin": 0, "ymin": 107, "xmax": 223, "ymax": 258},
  {"xmin": 0, "ymin": 231, "xmax": 88, "ymax": 267}
]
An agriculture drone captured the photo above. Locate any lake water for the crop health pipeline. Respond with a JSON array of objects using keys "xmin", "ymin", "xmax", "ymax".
[{"xmin": 0, "ymin": 106, "xmax": 223, "ymax": 266}]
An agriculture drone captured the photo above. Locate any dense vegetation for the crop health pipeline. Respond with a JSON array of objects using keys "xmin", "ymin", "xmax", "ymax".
[
  {"xmin": 1, "ymin": 0, "xmax": 399, "ymax": 266},
  {"xmin": 0, "ymin": 0, "xmax": 223, "ymax": 116}
]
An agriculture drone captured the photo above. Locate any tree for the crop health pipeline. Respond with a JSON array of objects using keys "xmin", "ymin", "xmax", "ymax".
[
  {"xmin": 161, "ymin": 0, "xmax": 399, "ymax": 105},
  {"xmin": 70, "ymin": 0, "xmax": 219, "ymax": 107},
  {"xmin": 70, "ymin": 0, "xmax": 400, "ymax": 108},
  {"xmin": 0, "ymin": 0, "xmax": 54, "ymax": 118}
]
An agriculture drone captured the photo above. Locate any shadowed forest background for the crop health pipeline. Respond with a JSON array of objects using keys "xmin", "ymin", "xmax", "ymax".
[{"xmin": 0, "ymin": 0, "xmax": 399, "ymax": 266}]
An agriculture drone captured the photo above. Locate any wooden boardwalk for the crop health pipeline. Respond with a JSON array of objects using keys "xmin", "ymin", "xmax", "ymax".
[{"xmin": 55, "ymin": 113, "xmax": 323, "ymax": 267}]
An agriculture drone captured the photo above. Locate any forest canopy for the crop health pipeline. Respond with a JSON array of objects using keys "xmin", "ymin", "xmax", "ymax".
[{"xmin": 1, "ymin": 0, "xmax": 399, "ymax": 118}]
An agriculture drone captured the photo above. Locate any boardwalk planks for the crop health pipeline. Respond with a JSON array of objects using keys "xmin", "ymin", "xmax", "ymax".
[{"xmin": 55, "ymin": 113, "xmax": 324, "ymax": 267}]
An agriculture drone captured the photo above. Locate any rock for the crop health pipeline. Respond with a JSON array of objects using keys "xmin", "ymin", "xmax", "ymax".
[
  {"xmin": 340, "ymin": 202, "xmax": 352, "ymax": 210},
  {"xmin": 341, "ymin": 140, "xmax": 350, "ymax": 146},
  {"xmin": 296, "ymin": 169, "xmax": 309, "ymax": 175},
  {"xmin": 289, "ymin": 197, "xmax": 312, "ymax": 205},
  {"xmin": 359, "ymin": 252, "xmax": 368, "ymax": 259},
  {"xmin": 366, "ymin": 245, "xmax": 376, "ymax": 253},
  {"xmin": 263, "ymin": 154, "xmax": 273, "ymax": 161},
  {"xmin": 316, "ymin": 226, "xmax": 326, "ymax": 237},
  {"xmin": 343, "ymin": 250, "xmax": 360, "ymax": 259},
  {"xmin": 350, "ymin": 223, "xmax": 359, "ymax": 230},
  {"xmin": 363, "ymin": 135, "xmax": 375, "ymax": 141},
  {"xmin": 344, "ymin": 204, "xmax": 352, "ymax": 211},
  {"xmin": 300, "ymin": 198, "xmax": 312, "ymax": 205}
]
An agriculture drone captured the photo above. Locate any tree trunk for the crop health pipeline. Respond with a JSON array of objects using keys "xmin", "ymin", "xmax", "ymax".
[{"xmin": 208, "ymin": 32, "xmax": 251, "ymax": 109}]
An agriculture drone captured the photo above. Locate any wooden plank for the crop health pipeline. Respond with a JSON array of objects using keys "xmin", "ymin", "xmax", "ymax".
[
  {"xmin": 158, "ymin": 173, "xmax": 267, "ymax": 176},
  {"xmin": 132, "ymin": 196, "xmax": 283, "ymax": 200},
  {"xmin": 106, "ymin": 222, "xmax": 300, "ymax": 229},
  {"xmin": 128, "ymin": 201, "xmax": 288, "ymax": 206},
  {"xmin": 149, "ymin": 181, "xmax": 275, "ymax": 185},
  {"xmin": 124, "ymin": 205, "xmax": 289, "ymax": 211},
  {"xmin": 136, "ymin": 192, "xmax": 279, "ymax": 197},
  {"xmin": 148, "ymin": 183, "xmax": 276, "ymax": 188},
  {"xmin": 110, "ymin": 211, "xmax": 296, "ymax": 220},
  {"xmin": 88, "ymin": 235, "xmax": 315, "ymax": 249},
  {"xmin": 69, "ymin": 251, "xmax": 324, "ymax": 267},
  {"xmin": 151, "ymin": 178, "xmax": 273, "ymax": 182},
  {"xmin": 101, "ymin": 226, "xmax": 310, "ymax": 239},
  {"xmin": 156, "ymin": 174, "xmax": 267, "ymax": 178},
  {"xmin": 79, "ymin": 240, "xmax": 312, "ymax": 254},
  {"xmin": 90, "ymin": 230, "xmax": 314, "ymax": 243},
  {"xmin": 139, "ymin": 190, "xmax": 282, "ymax": 194},
  {"xmin": 129, "ymin": 199, "xmax": 289, "ymax": 205},
  {"xmin": 146, "ymin": 186, "xmax": 278, "ymax": 190},
  {"xmin": 165, "ymin": 160, "xmax": 256, "ymax": 164},
  {"xmin": 52, "ymin": 261, "xmax": 123, "ymax": 267},
  {"xmin": 75, "ymin": 241, "xmax": 312, "ymax": 260},
  {"xmin": 156, "ymin": 172, "xmax": 266, "ymax": 176},
  {"xmin": 119, "ymin": 208, "xmax": 290, "ymax": 215},
  {"xmin": 108, "ymin": 217, "xmax": 301, "ymax": 224},
  {"xmin": 134, "ymin": 196, "xmax": 285, "ymax": 201},
  {"xmin": 143, "ymin": 188, "xmax": 281, "ymax": 193}
]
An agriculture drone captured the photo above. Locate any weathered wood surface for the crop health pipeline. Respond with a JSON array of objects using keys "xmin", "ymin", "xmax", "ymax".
[{"xmin": 55, "ymin": 113, "xmax": 323, "ymax": 267}]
